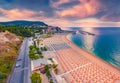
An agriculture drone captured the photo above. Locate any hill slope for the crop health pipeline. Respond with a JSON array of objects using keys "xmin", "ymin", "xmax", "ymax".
[
  {"xmin": 0, "ymin": 31, "xmax": 23, "ymax": 83},
  {"xmin": 0, "ymin": 31, "xmax": 22, "ymax": 55}
]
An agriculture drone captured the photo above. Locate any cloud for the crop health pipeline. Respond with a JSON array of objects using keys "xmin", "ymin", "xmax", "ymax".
[
  {"xmin": 51, "ymin": 0, "xmax": 80, "ymax": 9},
  {"xmin": 0, "ymin": 0, "xmax": 120, "ymax": 27},
  {"xmin": 58, "ymin": 0, "xmax": 80, "ymax": 9},
  {"xmin": 0, "ymin": 8, "xmax": 45, "ymax": 20},
  {"xmin": 56, "ymin": 0, "xmax": 104, "ymax": 18},
  {"xmin": 0, "ymin": 0, "xmax": 55, "ymax": 17},
  {"xmin": 0, "ymin": 8, "xmax": 72, "ymax": 27},
  {"xmin": 51, "ymin": 0, "xmax": 70, "ymax": 8},
  {"xmin": 100, "ymin": 12, "xmax": 120, "ymax": 22},
  {"xmin": 73, "ymin": 18, "xmax": 120, "ymax": 27},
  {"xmin": 55, "ymin": 0, "xmax": 120, "ymax": 22},
  {"xmin": 43, "ymin": 18, "xmax": 72, "ymax": 27}
]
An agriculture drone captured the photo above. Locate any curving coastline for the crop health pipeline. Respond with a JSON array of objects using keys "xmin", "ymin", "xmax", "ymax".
[
  {"xmin": 64, "ymin": 33, "xmax": 120, "ymax": 75},
  {"xmin": 43, "ymin": 33, "xmax": 120, "ymax": 83}
]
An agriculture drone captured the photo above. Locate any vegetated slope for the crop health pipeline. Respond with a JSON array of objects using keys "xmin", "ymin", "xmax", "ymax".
[
  {"xmin": 0, "ymin": 26, "xmax": 33, "ymax": 37},
  {"xmin": 0, "ymin": 31, "xmax": 22, "ymax": 83}
]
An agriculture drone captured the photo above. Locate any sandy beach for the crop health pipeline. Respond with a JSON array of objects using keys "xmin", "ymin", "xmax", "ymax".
[
  {"xmin": 43, "ymin": 33, "xmax": 120, "ymax": 83},
  {"xmin": 63, "ymin": 34, "xmax": 120, "ymax": 74}
]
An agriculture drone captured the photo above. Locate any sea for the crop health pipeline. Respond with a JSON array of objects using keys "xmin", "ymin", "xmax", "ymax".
[{"xmin": 67, "ymin": 27, "xmax": 120, "ymax": 69}]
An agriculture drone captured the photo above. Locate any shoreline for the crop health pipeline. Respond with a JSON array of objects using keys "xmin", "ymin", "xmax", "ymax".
[
  {"xmin": 62, "ymin": 33, "xmax": 120, "ymax": 76},
  {"xmin": 43, "ymin": 33, "xmax": 120, "ymax": 82}
]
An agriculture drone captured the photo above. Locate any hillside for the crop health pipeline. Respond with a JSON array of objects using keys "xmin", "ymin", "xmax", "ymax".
[
  {"xmin": 0, "ymin": 31, "xmax": 22, "ymax": 55},
  {"xmin": 0, "ymin": 20, "xmax": 48, "ymax": 26},
  {"xmin": 0, "ymin": 31, "xmax": 23, "ymax": 83},
  {"xmin": 0, "ymin": 26, "xmax": 34, "ymax": 37}
]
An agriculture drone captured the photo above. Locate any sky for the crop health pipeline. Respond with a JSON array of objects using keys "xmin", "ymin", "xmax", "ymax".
[{"xmin": 0, "ymin": 0, "xmax": 120, "ymax": 27}]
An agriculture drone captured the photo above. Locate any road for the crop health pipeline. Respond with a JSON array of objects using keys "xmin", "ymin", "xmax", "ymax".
[{"xmin": 8, "ymin": 38, "xmax": 31, "ymax": 83}]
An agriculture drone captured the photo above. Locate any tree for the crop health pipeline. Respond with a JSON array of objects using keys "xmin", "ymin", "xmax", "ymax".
[
  {"xmin": 29, "ymin": 45, "xmax": 36, "ymax": 50},
  {"xmin": 0, "ymin": 73, "xmax": 7, "ymax": 79},
  {"xmin": 43, "ymin": 47, "xmax": 47, "ymax": 51},
  {"xmin": 0, "ymin": 26, "xmax": 33, "ymax": 37},
  {"xmin": 38, "ymin": 51, "xmax": 42, "ymax": 55},
  {"xmin": 52, "ymin": 64, "xmax": 57, "ymax": 68},
  {"xmin": 29, "ymin": 45, "xmax": 42, "ymax": 60},
  {"xmin": 54, "ymin": 68, "xmax": 59, "ymax": 74},
  {"xmin": 46, "ymin": 70, "xmax": 50, "ymax": 77},
  {"xmin": 44, "ymin": 65, "xmax": 51, "ymax": 77},
  {"xmin": 36, "ymin": 47, "xmax": 39, "ymax": 52},
  {"xmin": 44, "ymin": 65, "xmax": 49, "ymax": 71},
  {"xmin": 50, "ymin": 79, "xmax": 54, "ymax": 83},
  {"xmin": 30, "ymin": 72, "xmax": 42, "ymax": 83}
]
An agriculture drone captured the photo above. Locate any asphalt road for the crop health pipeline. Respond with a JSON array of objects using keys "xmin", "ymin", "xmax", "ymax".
[{"xmin": 9, "ymin": 38, "xmax": 31, "ymax": 83}]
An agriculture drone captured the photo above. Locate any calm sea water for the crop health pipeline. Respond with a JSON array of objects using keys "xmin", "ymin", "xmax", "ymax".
[{"xmin": 68, "ymin": 27, "xmax": 120, "ymax": 69}]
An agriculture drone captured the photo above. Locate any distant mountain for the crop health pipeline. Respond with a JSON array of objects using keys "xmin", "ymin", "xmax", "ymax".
[{"xmin": 0, "ymin": 20, "xmax": 48, "ymax": 26}]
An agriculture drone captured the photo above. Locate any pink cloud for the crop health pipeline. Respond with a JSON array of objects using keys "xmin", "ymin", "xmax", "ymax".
[
  {"xmin": 56, "ymin": 0, "xmax": 105, "ymax": 18},
  {"xmin": 0, "ymin": 8, "xmax": 72, "ymax": 27},
  {"xmin": 51, "ymin": 0, "xmax": 70, "ymax": 8},
  {"xmin": 0, "ymin": 8, "xmax": 44, "ymax": 19}
]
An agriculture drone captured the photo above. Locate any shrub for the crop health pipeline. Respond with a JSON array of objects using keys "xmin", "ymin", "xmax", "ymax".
[
  {"xmin": 0, "ymin": 73, "xmax": 7, "ymax": 79},
  {"xmin": 30, "ymin": 72, "xmax": 42, "ymax": 83},
  {"xmin": 43, "ymin": 47, "xmax": 47, "ymax": 51},
  {"xmin": 52, "ymin": 64, "xmax": 57, "ymax": 68},
  {"xmin": 54, "ymin": 68, "xmax": 59, "ymax": 74},
  {"xmin": 46, "ymin": 70, "xmax": 50, "ymax": 77},
  {"xmin": 50, "ymin": 79, "xmax": 54, "ymax": 83}
]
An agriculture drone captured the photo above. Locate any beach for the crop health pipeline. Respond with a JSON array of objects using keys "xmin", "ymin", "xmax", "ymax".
[{"xmin": 43, "ymin": 33, "xmax": 120, "ymax": 83}]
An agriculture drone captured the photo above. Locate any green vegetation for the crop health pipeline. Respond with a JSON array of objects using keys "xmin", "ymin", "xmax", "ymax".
[
  {"xmin": 0, "ymin": 25, "xmax": 45, "ymax": 82},
  {"xmin": 54, "ymin": 68, "xmax": 59, "ymax": 74},
  {"xmin": 0, "ymin": 40, "xmax": 22, "ymax": 83},
  {"xmin": 41, "ymin": 46, "xmax": 47, "ymax": 51},
  {"xmin": 44, "ymin": 65, "xmax": 56, "ymax": 83},
  {"xmin": 30, "ymin": 72, "xmax": 42, "ymax": 83},
  {"xmin": 49, "ymin": 58, "xmax": 57, "ymax": 68},
  {"xmin": 0, "ymin": 25, "xmax": 43, "ymax": 37},
  {"xmin": 52, "ymin": 63, "xmax": 58, "ymax": 74},
  {"xmin": 48, "ymin": 58, "xmax": 59, "ymax": 74},
  {"xmin": 0, "ymin": 26, "xmax": 34, "ymax": 37},
  {"xmin": 50, "ymin": 79, "xmax": 54, "ymax": 83},
  {"xmin": 44, "ymin": 65, "xmax": 49, "ymax": 72},
  {"xmin": 44, "ymin": 46, "xmax": 47, "ymax": 51},
  {"xmin": 44, "ymin": 65, "xmax": 51, "ymax": 77},
  {"xmin": 0, "ymin": 72, "xmax": 7, "ymax": 83},
  {"xmin": 52, "ymin": 63, "xmax": 57, "ymax": 68},
  {"xmin": 29, "ymin": 45, "xmax": 43, "ymax": 60}
]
